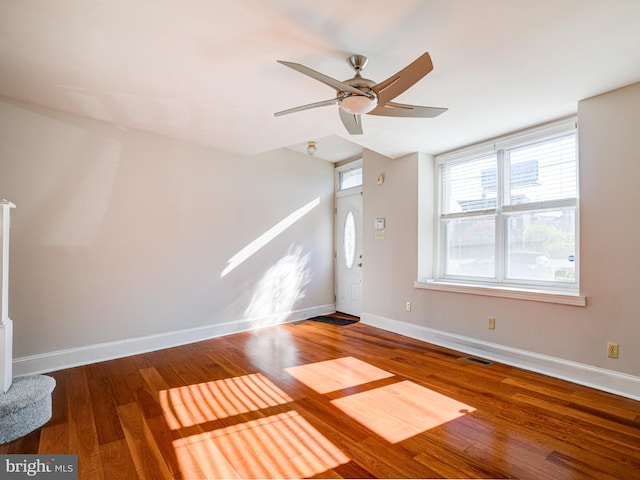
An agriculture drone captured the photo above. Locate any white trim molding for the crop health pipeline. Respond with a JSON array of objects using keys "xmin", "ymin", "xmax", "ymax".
[
  {"xmin": 361, "ymin": 312, "xmax": 640, "ymax": 401},
  {"xmin": 415, "ymin": 280, "xmax": 586, "ymax": 307},
  {"xmin": 1, "ymin": 200, "xmax": 16, "ymax": 393},
  {"xmin": 13, "ymin": 304, "xmax": 335, "ymax": 377}
]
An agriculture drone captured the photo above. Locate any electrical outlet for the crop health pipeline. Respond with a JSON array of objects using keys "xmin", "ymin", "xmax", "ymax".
[
  {"xmin": 405, "ymin": 301, "xmax": 411, "ymax": 311},
  {"xmin": 488, "ymin": 317, "xmax": 495, "ymax": 329},
  {"xmin": 607, "ymin": 342, "xmax": 619, "ymax": 359}
]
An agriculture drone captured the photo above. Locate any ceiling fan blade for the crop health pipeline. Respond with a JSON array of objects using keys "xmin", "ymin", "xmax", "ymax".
[
  {"xmin": 339, "ymin": 109, "xmax": 364, "ymax": 135},
  {"xmin": 372, "ymin": 52, "xmax": 434, "ymax": 105},
  {"xmin": 274, "ymin": 98, "xmax": 338, "ymax": 117},
  {"xmin": 277, "ymin": 60, "xmax": 366, "ymax": 96},
  {"xmin": 369, "ymin": 102, "xmax": 447, "ymax": 118}
]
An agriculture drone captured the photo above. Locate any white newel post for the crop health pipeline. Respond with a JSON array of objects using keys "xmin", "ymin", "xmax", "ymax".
[{"xmin": 0, "ymin": 200, "xmax": 15, "ymax": 393}]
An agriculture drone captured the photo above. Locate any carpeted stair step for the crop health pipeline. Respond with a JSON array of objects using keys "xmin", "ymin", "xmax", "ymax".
[{"xmin": 0, "ymin": 375, "xmax": 56, "ymax": 444}]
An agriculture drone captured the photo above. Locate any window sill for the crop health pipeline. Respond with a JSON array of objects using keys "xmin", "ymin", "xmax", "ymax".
[{"xmin": 414, "ymin": 280, "xmax": 586, "ymax": 307}]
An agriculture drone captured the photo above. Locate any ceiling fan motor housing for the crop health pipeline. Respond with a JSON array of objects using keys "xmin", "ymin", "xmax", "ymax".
[{"xmin": 339, "ymin": 74, "xmax": 377, "ymax": 114}]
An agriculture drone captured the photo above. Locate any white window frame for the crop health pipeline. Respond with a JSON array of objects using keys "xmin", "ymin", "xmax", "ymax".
[
  {"xmin": 416, "ymin": 117, "xmax": 586, "ymax": 306},
  {"xmin": 335, "ymin": 159, "xmax": 363, "ymax": 197}
]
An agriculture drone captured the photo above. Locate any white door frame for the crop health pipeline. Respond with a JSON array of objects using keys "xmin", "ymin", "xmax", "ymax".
[{"xmin": 335, "ymin": 160, "xmax": 363, "ymax": 317}]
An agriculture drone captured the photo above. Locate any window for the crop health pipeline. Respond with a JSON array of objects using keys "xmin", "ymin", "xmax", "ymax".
[
  {"xmin": 338, "ymin": 164, "xmax": 362, "ymax": 191},
  {"xmin": 343, "ymin": 211, "xmax": 356, "ymax": 269},
  {"xmin": 436, "ymin": 118, "xmax": 578, "ymax": 292}
]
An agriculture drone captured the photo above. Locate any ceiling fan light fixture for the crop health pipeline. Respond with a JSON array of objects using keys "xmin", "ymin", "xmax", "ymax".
[{"xmin": 339, "ymin": 94, "xmax": 378, "ymax": 115}]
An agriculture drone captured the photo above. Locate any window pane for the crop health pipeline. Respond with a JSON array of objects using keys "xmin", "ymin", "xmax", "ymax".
[
  {"xmin": 506, "ymin": 209, "xmax": 576, "ymax": 283},
  {"xmin": 444, "ymin": 217, "xmax": 495, "ymax": 277},
  {"xmin": 340, "ymin": 167, "xmax": 362, "ymax": 190},
  {"xmin": 508, "ymin": 134, "xmax": 577, "ymax": 205},
  {"xmin": 436, "ymin": 119, "xmax": 578, "ymax": 291},
  {"xmin": 343, "ymin": 211, "xmax": 356, "ymax": 269},
  {"xmin": 442, "ymin": 155, "xmax": 497, "ymax": 214}
]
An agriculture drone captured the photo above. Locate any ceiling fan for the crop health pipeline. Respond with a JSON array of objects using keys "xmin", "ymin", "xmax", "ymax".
[{"xmin": 274, "ymin": 52, "xmax": 447, "ymax": 135}]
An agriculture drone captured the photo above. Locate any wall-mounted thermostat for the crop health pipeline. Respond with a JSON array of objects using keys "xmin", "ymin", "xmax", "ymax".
[{"xmin": 374, "ymin": 218, "xmax": 385, "ymax": 230}]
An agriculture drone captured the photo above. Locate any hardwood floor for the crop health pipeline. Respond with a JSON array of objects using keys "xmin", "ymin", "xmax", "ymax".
[{"xmin": 2, "ymin": 319, "xmax": 639, "ymax": 479}]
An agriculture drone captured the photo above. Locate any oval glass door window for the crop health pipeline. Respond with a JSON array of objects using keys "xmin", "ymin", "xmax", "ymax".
[{"xmin": 343, "ymin": 210, "xmax": 356, "ymax": 269}]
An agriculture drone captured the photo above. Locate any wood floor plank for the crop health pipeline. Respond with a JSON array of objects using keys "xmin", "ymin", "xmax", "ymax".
[
  {"xmin": 88, "ymin": 373, "xmax": 125, "ymax": 445},
  {"xmin": 144, "ymin": 414, "xmax": 193, "ymax": 479},
  {"xmin": 66, "ymin": 367, "xmax": 105, "ymax": 480},
  {"xmin": 47, "ymin": 369, "xmax": 68, "ymax": 426},
  {"xmin": 138, "ymin": 366, "xmax": 171, "ymax": 403},
  {"xmin": 546, "ymin": 450, "xmax": 621, "ymax": 480},
  {"xmin": 102, "ymin": 359, "xmax": 138, "ymax": 406},
  {"xmin": 414, "ymin": 443, "xmax": 510, "ymax": 479},
  {"xmin": 512, "ymin": 391, "xmax": 640, "ymax": 438},
  {"xmin": 39, "ymin": 422, "xmax": 69, "ymax": 454},
  {"xmin": 100, "ymin": 438, "xmax": 139, "ymax": 480},
  {"xmin": 327, "ymin": 460, "xmax": 375, "ymax": 479},
  {"xmin": 2, "ymin": 321, "xmax": 639, "ymax": 479},
  {"xmin": 4, "ymin": 430, "xmax": 40, "ymax": 454},
  {"xmin": 117, "ymin": 402, "xmax": 174, "ymax": 480}
]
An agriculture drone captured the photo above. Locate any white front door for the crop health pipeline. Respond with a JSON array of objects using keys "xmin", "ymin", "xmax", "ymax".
[{"xmin": 335, "ymin": 191, "xmax": 363, "ymax": 316}]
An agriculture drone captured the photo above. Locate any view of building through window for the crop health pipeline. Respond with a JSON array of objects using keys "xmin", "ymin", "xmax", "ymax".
[{"xmin": 438, "ymin": 124, "xmax": 578, "ymax": 288}]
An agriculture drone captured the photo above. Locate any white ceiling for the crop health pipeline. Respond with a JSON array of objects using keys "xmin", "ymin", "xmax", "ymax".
[{"xmin": 2, "ymin": 0, "xmax": 640, "ymax": 162}]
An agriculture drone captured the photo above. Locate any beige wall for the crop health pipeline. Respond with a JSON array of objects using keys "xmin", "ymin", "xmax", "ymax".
[
  {"xmin": 3, "ymin": 79, "xmax": 639, "ymax": 394},
  {"xmin": 0, "ymin": 97, "xmax": 335, "ymax": 362},
  {"xmin": 362, "ymin": 82, "xmax": 640, "ymax": 386}
]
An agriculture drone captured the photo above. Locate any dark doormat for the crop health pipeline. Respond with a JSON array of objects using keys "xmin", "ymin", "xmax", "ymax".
[{"xmin": 308, "ymin": 316, "xmax": 359, "ymax": 326}]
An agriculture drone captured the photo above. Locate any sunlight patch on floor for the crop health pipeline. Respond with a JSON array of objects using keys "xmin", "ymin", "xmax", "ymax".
[
  {"xmin": 160, "ymin": 373, "xmax": 293, "ymax": 429},
  {"xmin": 331, "ymin": 380, "xmax": 475, "ymax": 443},
  {"xmin": 160, "ymin": 357, "xmax": 475, "ymax": 477},
  {"xmin": 172, "ymin": 410, "xmax": 350, "ymax": 479},
  {"xmin": 284, "ymin": 356, "xmax": 394, "ymax": 394}
]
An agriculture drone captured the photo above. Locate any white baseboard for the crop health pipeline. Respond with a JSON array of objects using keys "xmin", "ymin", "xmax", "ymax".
[
  {"xmin": 13, "ymin": 304, "xmax": 335, "ymax": 377},
  {"xmin": 361, "ymin": 312, "xmax": 640, "ymax": 401}
]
